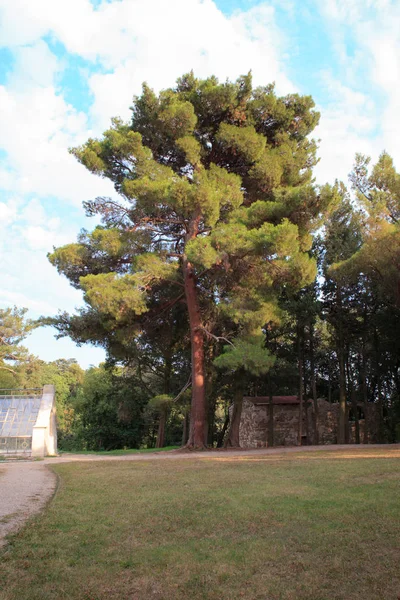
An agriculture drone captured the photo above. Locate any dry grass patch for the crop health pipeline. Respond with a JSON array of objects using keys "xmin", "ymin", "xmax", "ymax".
[{"xmin": 0, "ymin": 448, "xmax": 399, "ymax": 600}]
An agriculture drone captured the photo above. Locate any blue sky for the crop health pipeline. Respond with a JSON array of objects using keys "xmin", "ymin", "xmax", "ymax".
[{"xmin": 0, "ymin": 0, "xmax": 399, "ymax": 368}]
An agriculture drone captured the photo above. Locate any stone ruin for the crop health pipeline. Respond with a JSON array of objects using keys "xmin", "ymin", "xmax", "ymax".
[{"xmin": 238, "ymin": 396, "xmax": 380, "ymax": 448}]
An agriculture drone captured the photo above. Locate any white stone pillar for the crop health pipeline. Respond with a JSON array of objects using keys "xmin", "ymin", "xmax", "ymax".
[{"xmin": 32, "ymin": 385, "xmax": 57, "ymax": 457}]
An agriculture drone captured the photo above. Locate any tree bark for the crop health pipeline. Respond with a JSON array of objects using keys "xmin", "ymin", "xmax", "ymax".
[
  {"xmin": 207, "ymin": 397, "xmax": 216, "ymax": 447},
  {"xmin": 338, "ymin": 347, "xmax": 347, "ymax": 443},
  {"xmin": 183, "ymin": 215, "xmax": 207, "ymax": 449},
  {"xmin": 374, "ymin": 328, "xmax": 385, "ymax": 443},
  {"xmin": 205, "ymin": 344, "xmax": 216, "ymax": 447},
  {"xmin": 155, "ymin": 351, "xmax": 172, "ymax": 448},
  {"xmin": 309, "ymin": 323, "xmax": 319, "ymax": 445},
  {"xmin": 351, "ymin": 389, "xmax": 360, "ymax": 444},
  {"xmin": 181, "ymin": 410, "xmax": 189, "ymax": 446},
  {"xmin": 267, "ymin": 372, "xmax": 274, "ymax": 447},
  {"xmin": 361, "ymin": 355, "xmax": 369, "ymax": 443},
  {"xmin": 224, "ymin": 376, "xmax": 244, "ymax": 448},
  {"xmin": 297, "ymin": 324, "xmax": 304, "ymax": 446},
  {"xmin": 346, "ymin": 348, "xmax": 360, "ymax": 444},
  {"xmin": 336, "ymin": 286, "xmax": 347, "ymax": 444},
  {"xmin": 361, "ymin": 310, "xmax": 369, "ymax": 443},
  {"xmin": 184, "ymin": 260, "xmax": 206, "ymax": 448},
  {"xmin": 156, "ymin": 407, "xmax": 167, "ymax": 448},
  {"xmin": 216, "ymin": 412, "xmax": 229, "ymax": 448}
]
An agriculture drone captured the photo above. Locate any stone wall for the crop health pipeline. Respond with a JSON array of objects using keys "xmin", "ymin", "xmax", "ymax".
[
  {"xmin": 307, "ymin": 399, "xmax": 337, "ymax": 445},
  {"xmin": 239, "ymin": 401, "xmax": 267, "ymax": 448},
  {"xmin": 273, "ymin": 405, "xmax": 301, "ymax": 446},
  {"xmin": 239, "ymin": 400, "xmax": 305, "ymax": 448},
  {"xmin": 306, "ymin": 399, "xmax": 380, "ymax": 445},
  {"xmin": 239, "ymin": 398, "xmax": 380, "ymax": 448}
]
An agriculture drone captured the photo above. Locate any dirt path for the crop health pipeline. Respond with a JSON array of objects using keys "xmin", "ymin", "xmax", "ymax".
[
  {"xmin": 0, "ymin": 462, "xmax": 57, "ymax": 548},
  {"xmin": 0, "ymin": 444, "xmax": 398, "ymax": 548},
  {"xmin": 43, "ymin": 442, "xmax": 400, "ymax": 464}
]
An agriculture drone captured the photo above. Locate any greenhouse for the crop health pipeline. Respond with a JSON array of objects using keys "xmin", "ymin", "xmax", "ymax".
[{"xmin": 0, "ymin": 385, "xmax": 57, "ymax": 457}]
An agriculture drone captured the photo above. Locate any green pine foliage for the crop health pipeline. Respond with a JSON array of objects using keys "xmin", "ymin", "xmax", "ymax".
[
  {"xmin": 0, "ymin": 306, "xmax": 39, "ymax": 380},
  {"xmin": 50, "ymin": 73, "xmax": 335, "ymax": 333},
  {"xmin": 214, "ymin": 335, "xmax": 274, "ymax": 376}
]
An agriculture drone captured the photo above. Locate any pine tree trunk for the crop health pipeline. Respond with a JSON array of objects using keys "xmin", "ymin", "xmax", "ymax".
[
  {"xmin": 205, "ymin": 344, "xmax": 216, "ymax": 446},
  {"xmin": 346, "ymin": 349, "xmax": 360, "ymax": 444},
  {"xmin": 338, "ymin": 347, "xmax": 347, "ymax": 443},
  {"xmin": 297, "ymin": 324, "xmax": 304, "ymax": 446},
  {"xmin": 163, "ymin": 352, "xmax": 172, "ymax": 395},
  {"xmin": 361, "ymin": 313, "xmax": 369, "ymax": 444},
  {"xmin": 181, "ymin": 411, "xmax": 189, "ymax": 446},
  {"xmin": 156, "ymin": 407, "xmax": 166, "ymax": 448},
  {"xmin": 336, "ymin": 286, "xmax": 347, "ymax": 444},
  {"xmin": 150, "ymin": 422, "xmax": 157, "ymax": 448},
  {"xmin": 351, "ymin": 389, "xmax": 360, "ymax": 444},
  {"xmin": 183, "ymin": 250, "xmax": 207, "ymax": 449},
  {"xmin": 156, "ymin": 351, "xmax": 172, "ymax": 448},
  {"xmin": 216, "ymin": 413, "xmax": 229, "ymax": 448},
  {"xmin": 309, "ymin": 323, "xmax": 319, "ymax": 445},
  {"xmin": 224, "ymin": 377, "xmax": 244, "ymax": 448},
  {"xmin": 361, "ymin": 356, "xmax": 369, "ymax": 443},
  {"xmin": 207, "ymin": 398, "xmax": 216, "ymax": 447},
  {"xmin": 301, "ymin": 325, "xmax": 308, "ymax": 444},
  {"xmin": 374, "ymin": 328, "xmax": 385, "ymax": 443},
  {"xmin": 267, "ymin": 372, "xmax": 274, "ymax": 447}
]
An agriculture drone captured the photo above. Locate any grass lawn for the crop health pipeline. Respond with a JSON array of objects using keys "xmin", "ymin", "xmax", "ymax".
[{"xmin": 0, "ymin": 448, "xmax": 399, "ymax": 600}]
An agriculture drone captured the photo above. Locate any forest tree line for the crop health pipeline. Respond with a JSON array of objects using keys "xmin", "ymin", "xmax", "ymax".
[{"xmin": 2, "ymin": 73, "xmax": 400, "ymax": 449}]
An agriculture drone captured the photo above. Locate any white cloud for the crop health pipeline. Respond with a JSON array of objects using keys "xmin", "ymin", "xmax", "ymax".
[
  {"xmin": 0, "ymin": 248, "xmax": 81, "ymax": 314},
  {"xmin": 0, "ymin": 83, "xmax": 115, "ymax": 205},
  {"xmin": 19, "ymin": 198, "xmax": 47, "ymax": 226},
  {"xmin": 356, "ymin": 12, "xmax": 400, "ymax": 164},
  {"xmin": 23, "ymin": 225, "xmax": 64, "ymax": 251},
  {"xmin": 313, "ymin": 72, "xmax": 377, "ymax": 184},
  {"xmin": 0, "ymin": 195, "xmax": 83, "ymax": 319},
  {"xmin": 7, "ymin": 40, "xmax": 61, "ymax": 90},
  {"xmin": 0, "ymin": 199, "xmax": 17, "ymax": 226},
  {"xmin": 314, "ymin": 0, "xmax": 400, "ymax": 173},
  {"xmin": 87, "ymin": 1, "xmax": 294, "ymax": 129}
]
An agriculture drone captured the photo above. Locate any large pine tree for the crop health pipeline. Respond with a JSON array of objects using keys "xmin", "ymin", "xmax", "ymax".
[{"xmin": 50, "ymin": 73, "xmax": 337, "ymax": 448}]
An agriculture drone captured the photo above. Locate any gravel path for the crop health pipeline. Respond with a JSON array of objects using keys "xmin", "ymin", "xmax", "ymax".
[
  {"xmin": 0, "ymin": 443, "xmax": 398, "ymax": 548},
  {"xmin": 43, "ymin": 442, "xmax": 400, "ymax": 464},
  {"xmin": 0, "ymin": 462, "xmax": 57, "ymax": 547}
]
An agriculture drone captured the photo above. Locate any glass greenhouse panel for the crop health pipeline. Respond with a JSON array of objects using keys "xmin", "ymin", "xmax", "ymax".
[{"xmin": 0, "ymin": 395, "xmax": 42, "ymax": 454}]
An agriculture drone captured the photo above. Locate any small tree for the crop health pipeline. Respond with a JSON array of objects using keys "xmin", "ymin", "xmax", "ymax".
[
  {"xmin": 214, "ymin": 335, "xmax": 274, "ymax": 447},
  {"xmin": 0, "ymin": 307, "xmax": 38, "ymax": 384}
]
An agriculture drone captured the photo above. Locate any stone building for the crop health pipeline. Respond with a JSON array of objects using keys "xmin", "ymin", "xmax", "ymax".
[{"xmin": 238, "ymin": 396, "xmax": 379, "ymax": 448}]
